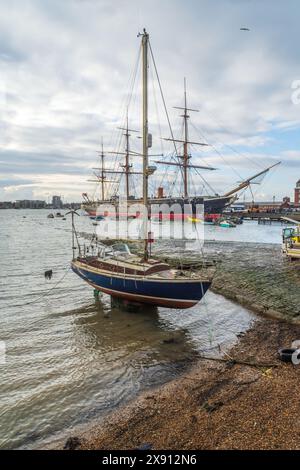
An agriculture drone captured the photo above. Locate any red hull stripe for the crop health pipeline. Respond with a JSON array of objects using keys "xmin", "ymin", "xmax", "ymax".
[
  {"xmin": 85, "ymin": 210, "xmax": 200, "ymax": 221},
  {"xmin": 85, "ymin": 279, "xmax": 197, "ymax": 309}
]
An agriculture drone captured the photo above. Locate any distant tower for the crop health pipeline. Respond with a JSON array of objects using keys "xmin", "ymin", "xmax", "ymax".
[
  {"xmin": 295, "ymin": 180, "xmax": 300, "ymax": 206},
  {"xmin": 52, "ymin": 195, "xmax": 63, "ymax": 209}
]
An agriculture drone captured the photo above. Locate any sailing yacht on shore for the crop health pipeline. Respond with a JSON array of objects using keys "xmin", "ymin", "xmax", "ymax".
[{"xmin": 71, "ymin": 30, "xmax": 212, "ymax": 309}]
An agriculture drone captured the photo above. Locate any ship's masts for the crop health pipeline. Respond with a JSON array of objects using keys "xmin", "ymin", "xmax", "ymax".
[
  {"xmin": 142, "ymin": 29, "xmax": 149, "ymax": 261},
  {"xmin": 170, "ymin": 82, "xmax": 202, "ymax": 197},
  {"xmin": 101, "ymin": 140, "xmax": 105, "ymax": 201},
  {"xmin": 183, "ymin": 78, "xmax": 188, "ymax": 198},
  {"xmin": 107, "ymin": 122, "xmax": 139, "ymax": 200},
  {"xmin": 125, "ymin": 114, "xmax": 130, "ymax": 201}
]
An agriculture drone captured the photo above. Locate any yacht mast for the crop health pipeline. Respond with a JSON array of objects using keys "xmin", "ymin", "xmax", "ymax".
[
  {"xmin": 183, "ymin": 78, "xmax": 189, "ymax": 197},
  {"xmin": 141, "ymin": 28, "xmax": 149, "ymax": 261},
  {"xmin": 124, "ymin": 114, "xmax": 130, "ymax": 201},
  {"xmin": 100, "ymin": 139, "xmax": 105, "ymax": 200}
]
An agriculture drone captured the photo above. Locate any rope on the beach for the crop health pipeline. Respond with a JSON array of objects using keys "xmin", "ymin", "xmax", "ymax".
[
  {"xmin": 14, "ymin": 265, "xmax": 71, "ymax": 308},
  {"xmin": 197, "ymin": 355, "xmax": 279, "ymax": 369}
]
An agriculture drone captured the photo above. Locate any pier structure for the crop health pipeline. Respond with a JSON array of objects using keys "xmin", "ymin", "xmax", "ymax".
[{"xmin": 227, "ymin": 211, "xmax": 300, "ymax": 222}]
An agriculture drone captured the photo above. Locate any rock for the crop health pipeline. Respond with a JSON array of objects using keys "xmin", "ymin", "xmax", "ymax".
[
  {"xmin": 202, "ymin": 401, "xmax": 224, "ymax": 413},
  {"xmin": 163, "ymin": 337, "xmax": 176, "ymax": 344},
  {"xmin": 135, "ymin": 443, "xmax": 153, "ymax": 450},
  {"xmin": 145, "ymin": 395, "xmax": 155, "ymax": 400},
  {"xmin": 63, "ymin": 436, "xmax": 81, "ymax": 450}
]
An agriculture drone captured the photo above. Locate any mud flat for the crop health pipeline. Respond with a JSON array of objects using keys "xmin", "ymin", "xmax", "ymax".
[
  {"xmin": 158, "ymin": 240, "xmax": 300, "ymax": 322},
  {"xmin": 206, "ymin": 241, "xmax": 300, "ymax": 322}
]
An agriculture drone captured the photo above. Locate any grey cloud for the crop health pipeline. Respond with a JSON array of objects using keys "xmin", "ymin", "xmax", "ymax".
[
  {"xmin": 0, "ymin": 149, "xmax": 91, "ymax": 176},
  {"xmin": 0, "ymin": 0, "xmax": 299, "ymax": 201},
  {"xmin": 0, "ymin": 177, "xmax": 34, "ymax": 187}
]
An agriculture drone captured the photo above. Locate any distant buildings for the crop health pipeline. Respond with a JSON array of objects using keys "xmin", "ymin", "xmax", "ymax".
[
  {"xmin": 0, "ymin": 199, "xmax": 81, "ymax": 209},
  {"xmin": 0, "ymin": 200, "xmax": 46, "ymax": 209},
  {"xmin": 15, "ymin": 200, "xmax": 46, "ymax": 209},
  {"xmin": 244, "ymin": 199, "xmax": 291, "ymax": 211},
  {"xmin": 226, "ymin": 196, "xmax": 298, "ymax": 213},
  {"xmin": 225, "ymin": 179, "xmax": 300, "ymax": 213},
  {"xmin": 0, "ymin": 201, "xmax": 14, "ymax": 209},
  {"xmin": 52, "ymin": 195, "xmax": 63, "ymax": 209}
]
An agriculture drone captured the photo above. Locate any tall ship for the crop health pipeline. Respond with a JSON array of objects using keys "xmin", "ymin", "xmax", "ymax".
[{"xmin": 81, "ymin": 34, "xmax": 279, "ymax": 221}]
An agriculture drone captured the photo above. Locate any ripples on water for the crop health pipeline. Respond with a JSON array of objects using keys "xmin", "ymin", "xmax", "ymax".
[{"xmin": 0, "ymin": 210, "xmax": 276, "ymax": 449}]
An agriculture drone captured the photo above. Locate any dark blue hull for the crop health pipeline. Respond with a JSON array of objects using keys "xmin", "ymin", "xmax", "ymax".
[{"xmin": 72, "ymin": 261, "xmax": 211, "ymax": 309}]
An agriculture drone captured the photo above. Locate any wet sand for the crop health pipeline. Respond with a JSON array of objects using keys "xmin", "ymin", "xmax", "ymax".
[{"xmin": 209, "ymin": 241, "xmax": 300, "ymax": 322}]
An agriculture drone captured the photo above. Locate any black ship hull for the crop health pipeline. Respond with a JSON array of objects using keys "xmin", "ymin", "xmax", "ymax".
[{"xmin": 82, "ymin": 194, "xmax": 233, "ymax": 220}]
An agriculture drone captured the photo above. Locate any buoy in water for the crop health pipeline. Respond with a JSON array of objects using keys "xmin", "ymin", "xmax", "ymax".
[{"xmin": 44, "ymin": 269, "xmax": 53, "ymax": 280}]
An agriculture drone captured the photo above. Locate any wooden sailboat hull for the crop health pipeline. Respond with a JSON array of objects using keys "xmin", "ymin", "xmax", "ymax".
[{"xmin": 71, "ymin": 260, "xmax": 211, "ymax": 309}]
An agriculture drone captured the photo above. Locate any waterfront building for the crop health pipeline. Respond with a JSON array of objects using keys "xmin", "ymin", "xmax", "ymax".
[
  {"xmin": 52, "ymin": 195, "xmax": 63, "ymax": 209},
  {"xmin": 0, "ymin": 201, "xmax": 13, "ymax": 209},
  {"xmin": 14, "ymin": 200, "xmax": 46, "ymax": 209}
]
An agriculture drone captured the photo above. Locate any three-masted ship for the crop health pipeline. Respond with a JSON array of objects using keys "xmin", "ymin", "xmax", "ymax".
[{"xmin": 82, "ymin": 76, "xmax": 279, "ymax": 220}]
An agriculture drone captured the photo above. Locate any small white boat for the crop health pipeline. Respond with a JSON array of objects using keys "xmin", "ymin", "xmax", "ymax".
[{"xmin": 219, "ymin": 220, "xmax": 236, "ymax": 228}]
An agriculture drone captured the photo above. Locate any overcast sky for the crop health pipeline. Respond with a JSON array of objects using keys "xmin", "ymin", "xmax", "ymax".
[{"xmin": 0, "ymin": 0, "xmax": 299, "ymax": 202}]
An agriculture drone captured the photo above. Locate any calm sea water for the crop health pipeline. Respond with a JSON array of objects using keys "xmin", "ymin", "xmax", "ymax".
[
  {"xmin": 0, "ymin": 210, "xmax": 283, "ymax": 449},
  {"xmin": 204, "ymin": 218, "xmax": 285, "ymax": 244}
]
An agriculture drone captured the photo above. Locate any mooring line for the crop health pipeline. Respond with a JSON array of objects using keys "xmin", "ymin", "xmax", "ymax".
[{"xmin": 13, "ymin": 265, "xmax": 71, "ymax": 308}]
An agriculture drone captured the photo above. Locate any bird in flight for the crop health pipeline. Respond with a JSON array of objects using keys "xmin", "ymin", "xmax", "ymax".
[{"xmin": 240, "ymin": 27, "xmax": 250, "ymax": 31}]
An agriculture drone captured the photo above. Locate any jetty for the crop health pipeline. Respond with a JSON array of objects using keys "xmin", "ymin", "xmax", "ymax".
[{"xmin": 227, "ymin": 211, "xmax": 300, "ymax": 222}]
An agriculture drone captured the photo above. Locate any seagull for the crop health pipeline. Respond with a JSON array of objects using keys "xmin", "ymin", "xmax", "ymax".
[{"xmin": 240, "ymin": 27, "xmax": 250, "ymax": 31}]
